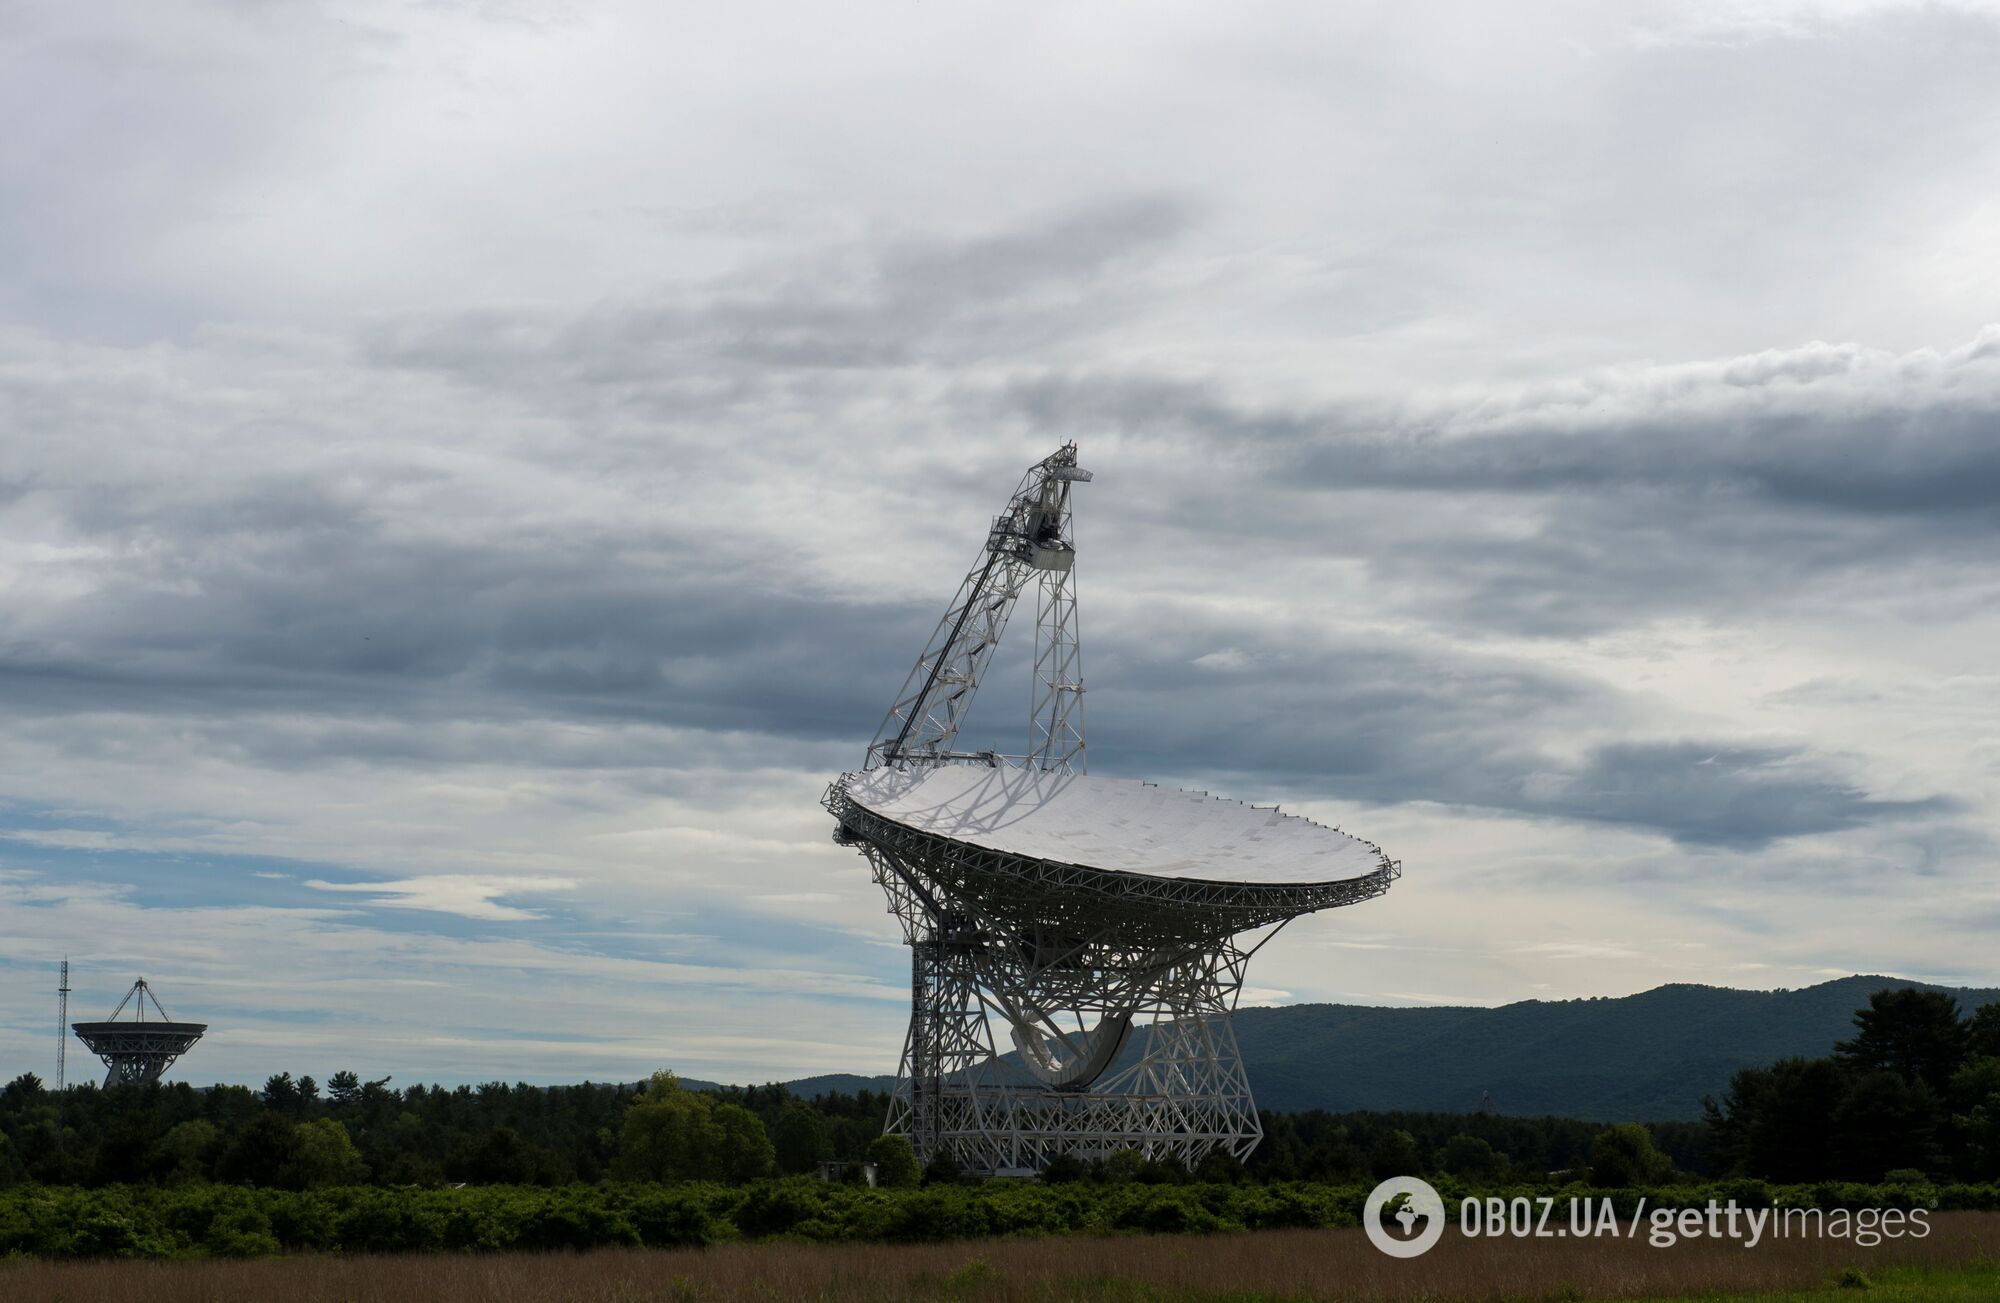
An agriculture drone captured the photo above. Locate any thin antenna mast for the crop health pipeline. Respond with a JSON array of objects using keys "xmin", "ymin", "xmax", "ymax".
[{"xmin": 56, "ymin": 959, "xmax": 69, "ymax": 1091}]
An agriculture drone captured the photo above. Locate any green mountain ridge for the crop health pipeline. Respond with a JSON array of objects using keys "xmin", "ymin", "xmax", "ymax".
[
  {"xmin": 1234, "ymin": 974, "xmax": 2000, "ymax": 1120},
  {"xmin": 727, "ymin": 975, "xmax": 2000, "ymax": 1122}
]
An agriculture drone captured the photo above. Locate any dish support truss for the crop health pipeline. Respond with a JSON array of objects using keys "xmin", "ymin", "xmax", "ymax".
[
  {"xmin": 866, "ymin": 443, "xmax": 1088, "ymax": 773},
  {"xmin": 826, "ymin": 780, "xmax": 1398, "ymax": 1175}
]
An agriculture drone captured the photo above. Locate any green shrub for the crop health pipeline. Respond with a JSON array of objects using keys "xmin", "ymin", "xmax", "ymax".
[
  {"xmin": 867, "ymin": 1135, "xmax": 921, "ymax": 1189},
  {"xmin": 733, "ymin": 1178, "xmax": 835, "ymax": 1238},
  {"xmin": 204, "ymin": 1206, "xmax": 280, "ymax": 1258},
  {"xmin": 1112, "ymin": 1188, "xmax": 1223, "ymax": 1234},
  {"xmin": 1589, "ymin": 1123, "xmax": 1676, "ymax": 1185},
  {"xmin": 0, "ymin": 1177, "xmax": 1996, "ymax": 1259},
  {"xmin": 621, "ymin": 1185, "xmax": 732, "ymax": 1247}
]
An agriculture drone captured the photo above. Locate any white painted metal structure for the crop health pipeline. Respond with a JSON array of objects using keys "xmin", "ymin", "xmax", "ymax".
[
  {"xmin": 825, "ymin": 444, "xmax": 1397, "ymax": 1175},
  {"xmin": 843, "ymin": 767, "xmax": 1389, "ymax": 885}
]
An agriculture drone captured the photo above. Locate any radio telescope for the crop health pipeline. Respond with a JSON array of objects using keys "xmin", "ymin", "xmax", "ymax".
[
  {"xmin": 825, "ymin": 444, "xmax": 1398, "ymax": 1175},
  {"xmin": 71, "ymin": 978, "xmax": 206, "ymax": 1088}
]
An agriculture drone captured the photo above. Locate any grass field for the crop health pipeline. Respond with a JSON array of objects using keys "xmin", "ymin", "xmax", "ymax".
[{"xmin": 3, "ymin": 1211, "xmax": 1995, "ymax": 1301}]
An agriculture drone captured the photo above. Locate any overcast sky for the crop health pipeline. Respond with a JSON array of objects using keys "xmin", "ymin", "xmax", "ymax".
[{"xmin": 4, "ymin": 0, "xmax": 1999, "ymax": 1090}]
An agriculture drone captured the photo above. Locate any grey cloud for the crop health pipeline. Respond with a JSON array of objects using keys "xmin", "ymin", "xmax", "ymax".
[
  {"xmin": 9, "ymin": 0, "xmax": 2000, "ymax": 1080},
  {"xmin": 1009, "ymin": 332, "xmax": 2000, "ymax": 517},
  {"xmin": 360, "ymin": 195, "xmax": 1198, "ymax": 390},
  {"xmin": 1, "ymin": 526, "xmax": 924, "ymax": 751},
  {"xmin": 3, "ymin": 296, "xmax": 1977, "ymax": 865},
  {"xmin": 2, "ymin": 434, "xmax": 1945, "ymax": 851},
  {"xmin": 1521, "ymin": 743, "xmax": 1953, "ymax": 849},
  {"xmin": 0, "ymin": 152, "xmax": 1983, "ymax": 881},
  {"xmin": 1082, "ymin": 613, "xmax": 1947, "ymax": 849},
  {"xmin": 1000, "ymin": 331, "xmax": 2000, "ymax": 636},
  {"xmin": 335, "ymin": 212, "xmax": 2000, "ymax": 657}
]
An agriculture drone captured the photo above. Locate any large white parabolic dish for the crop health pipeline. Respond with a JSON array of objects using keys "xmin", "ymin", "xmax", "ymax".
[{"xmin": 840, "ymin": 765, "xmax": 1387, "ymax": 887}]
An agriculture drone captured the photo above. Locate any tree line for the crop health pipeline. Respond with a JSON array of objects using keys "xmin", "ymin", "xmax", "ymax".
[
  {"xmin": 0, "ymin": 1066, "xmax": 1696, "ymax": 1189},
  {"xmin": 0, "ymin": 1066, "xmax": 1708, "ymax": 1190},
  {"xmin": 0, "ymin": 1070, "xmax": 895, "ymax": 1189},
  {"xmin": 2, "ymin": 987, "xmax": 1989, "ymax": 1190},
  {"xmin": 1704, "ymin": 988, "xmax": 2000, "ymax": 1182}
]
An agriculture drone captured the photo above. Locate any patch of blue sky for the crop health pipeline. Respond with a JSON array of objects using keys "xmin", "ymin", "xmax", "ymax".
[
  {"xmin": 0, "ymin": 837, "xmax": 511, "ymax": 940},
  {"xmin": 0, "ymin": 808, "xmax": 887, "ymax": 984}
]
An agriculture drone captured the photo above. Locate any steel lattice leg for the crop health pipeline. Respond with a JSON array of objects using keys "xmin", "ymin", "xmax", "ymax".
[{"xmin": 867, "ymin": 832, "xmax": 1270, "ymax": 1175}]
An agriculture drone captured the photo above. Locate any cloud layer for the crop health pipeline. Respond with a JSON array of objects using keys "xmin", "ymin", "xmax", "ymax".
[{"xmin": 2, "ymin": 0, "xmax": 1997, "ymax": 1086}]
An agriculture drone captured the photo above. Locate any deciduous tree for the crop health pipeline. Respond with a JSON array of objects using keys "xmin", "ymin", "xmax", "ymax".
[
  {"xmin": 1588, "ymin": 1123, "xmax": 1673, "ymax": 1186},
  {"xmin": 616, "ymin": 1072, "xmax": 773, "ymax": 1183},
  {"xmin": 284, "ymin": 1118, "xmax": 368, "ymax": 1188},
  {"xmin": 866, "ymin": 1133, "xmax": 920, "ymax": 1188}
]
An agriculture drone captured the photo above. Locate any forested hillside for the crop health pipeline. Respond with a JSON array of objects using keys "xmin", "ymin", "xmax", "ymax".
[
  {"xmin": 1233, "ymin": 975, "xmax": 2000, "ymax": 1119},
  {"xmin": 716, "ymin": 976, "xmax": 2000, "ymax": 1122}
]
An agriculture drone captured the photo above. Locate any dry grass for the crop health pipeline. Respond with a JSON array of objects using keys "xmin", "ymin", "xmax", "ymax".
[{"xmin": 3, "ymin": 1212, "xmax": 1997, "ymax": 1302}]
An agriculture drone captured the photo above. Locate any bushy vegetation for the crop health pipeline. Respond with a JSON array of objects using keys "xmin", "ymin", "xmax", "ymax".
[{"xmin": 1, "ymin": 1176, "xmax": 1996, "ymax": 1260}]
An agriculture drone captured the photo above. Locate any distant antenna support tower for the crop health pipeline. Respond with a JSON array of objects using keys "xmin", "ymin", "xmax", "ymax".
[
  {"xmin": 55, "ymin": 959, "xmax": 70, "ymax": 1092},
  {"xmin": 72, "ymin": 978, "xmax": 207, "ymax": 1088}
]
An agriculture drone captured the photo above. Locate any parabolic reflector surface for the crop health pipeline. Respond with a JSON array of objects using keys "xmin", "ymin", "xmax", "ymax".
[{"xmin": 841, "ymin": 765, "xmax": 1387, "ymax": 886}]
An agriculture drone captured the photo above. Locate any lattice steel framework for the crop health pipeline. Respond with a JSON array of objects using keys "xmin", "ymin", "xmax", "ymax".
[
  {"xmin": 72, "ymin": 978, "xmax": 207, "ymax": 1088},
  {"xmin": 831, "ymin": 445, "xmax": 1399, "ymax": 1175},
  {"xmin": 867, "ymin": 444, "xmax": 1088, "ymax": 773},
  {"xmin": 827, "ymin": 781, "xmax": 1395, "ymax": 1173},
  {"xmin": 55, "ymin": 959, "xmax": 69, "ymax": 1094}
]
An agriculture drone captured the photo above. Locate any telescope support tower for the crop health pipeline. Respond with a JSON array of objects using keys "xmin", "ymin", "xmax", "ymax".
[
  {"xmin": 873, "ymin": 840, "xmax": 1270, "ymax": 1173},
  {"xmin": 833, "ymin": 444, "xmax": 1397, "ymax": 1175}
]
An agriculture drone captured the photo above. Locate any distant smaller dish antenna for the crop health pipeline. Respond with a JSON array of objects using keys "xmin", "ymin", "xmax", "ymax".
[{"xmin": 71, "ymin": 978, "xmax": 207, "ymax": 1088}]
